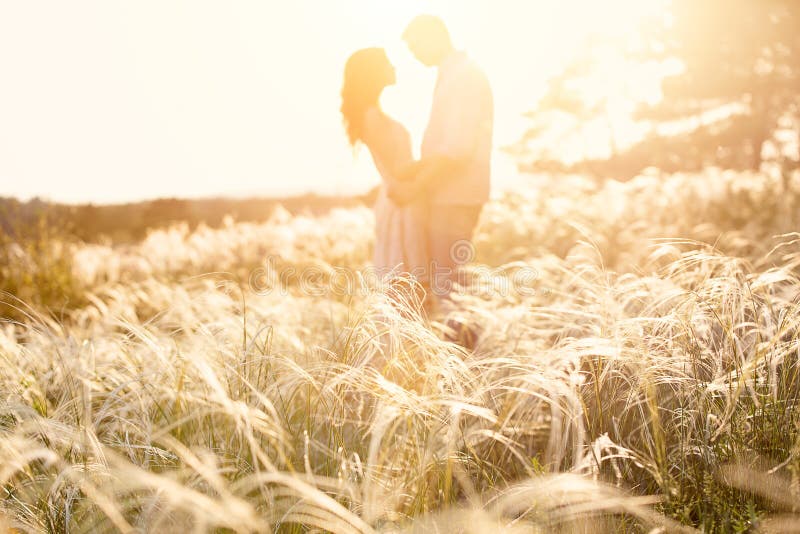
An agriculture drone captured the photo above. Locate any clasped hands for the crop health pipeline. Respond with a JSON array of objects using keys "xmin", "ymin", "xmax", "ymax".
[
  {"xmin": 388, "ymin": 156, "xmax": 461, "ymax": 206},
  {"xmin": 387, "ymin": 161, "xmax": 425, "ymax": 206}
]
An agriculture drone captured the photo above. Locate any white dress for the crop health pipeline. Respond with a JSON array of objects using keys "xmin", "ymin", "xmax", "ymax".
[{"xmin": 365, "ymin": 110, "xmax": 429, "ymax": 283}]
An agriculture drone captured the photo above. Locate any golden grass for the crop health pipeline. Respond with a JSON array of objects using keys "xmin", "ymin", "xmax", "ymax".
[{"xmin": 2, "ymin": 170, "xmax": 800, "ymax": 532}]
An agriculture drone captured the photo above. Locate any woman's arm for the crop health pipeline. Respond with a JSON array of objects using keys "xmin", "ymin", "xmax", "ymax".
[
  {"xmin": 363, "ymin": 109, "xmax": 418, "ymax": 192},
  {"xmin": 386, "ymin": 157, "xmax": 454, "ymax": 205}
]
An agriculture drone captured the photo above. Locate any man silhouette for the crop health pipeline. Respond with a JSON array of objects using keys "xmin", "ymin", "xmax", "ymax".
[{"xmin": 393, "ymin": 14, "xmax": 494, "ymax": 303}]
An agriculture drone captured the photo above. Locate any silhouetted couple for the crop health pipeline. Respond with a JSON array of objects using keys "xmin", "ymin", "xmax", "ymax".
[{"xmin": 341, "ymin": 15, "xmax": 494, "ymax": 318}]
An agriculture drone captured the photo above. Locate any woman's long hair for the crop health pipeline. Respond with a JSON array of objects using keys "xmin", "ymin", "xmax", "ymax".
[{"xmin": 341, "ymin": 48, "xmax": 391, "ymax": 146}]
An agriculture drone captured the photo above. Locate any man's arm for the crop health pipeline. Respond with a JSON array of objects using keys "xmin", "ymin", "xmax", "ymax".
[{"xmin": 391, "ymin": 68, "xmax": 492, "ymax": 205}]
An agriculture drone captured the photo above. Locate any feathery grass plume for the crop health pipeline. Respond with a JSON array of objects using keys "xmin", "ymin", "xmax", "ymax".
[{"xmin": 2, "ymin": 170, "xmax": 800, "ymax": 530}]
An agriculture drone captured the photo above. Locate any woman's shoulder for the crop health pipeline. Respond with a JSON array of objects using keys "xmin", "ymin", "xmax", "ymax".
[
  {"xmin": 363, "ymin": 108, "xmax": 410, "ymax": 144},
  {"xmin": 383, "ymin": 113, "xmax": 411, "ymax": 144},
  {"xmin": 363, "ymin": 106, "xmax": 383, "ymax": 128},
  {"xmin": 362, "ymin": 107, "xmax": 386, "ymax": 145}
]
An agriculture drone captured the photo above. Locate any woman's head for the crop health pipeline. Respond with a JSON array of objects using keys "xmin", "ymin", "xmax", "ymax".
[{"xmin": 341, "ymin": 47, "xmax": 395, "ymax": 146}]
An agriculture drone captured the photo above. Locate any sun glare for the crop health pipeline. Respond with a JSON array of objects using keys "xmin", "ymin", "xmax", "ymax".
[
  {"xmin": 337, "ymin": 0, "xmax": 674, "ymax": 192},
  {"xmin": 1, "ymin": 0, "xmax": 673, "ymax": 202},
  {"xmin": 370, "ymin": 0, "xmax": 670, "ymax": 163}
]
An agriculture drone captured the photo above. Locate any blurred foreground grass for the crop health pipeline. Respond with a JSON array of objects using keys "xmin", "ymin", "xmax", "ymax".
[{"xmin": 2, "ymin": 170, "xmax": 800, "ymax": 533}]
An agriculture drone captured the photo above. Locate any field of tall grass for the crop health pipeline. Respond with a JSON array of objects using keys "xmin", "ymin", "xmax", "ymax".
[{"xmin": 3, "ymin": 169, "xmax": 800, "ymax": 533}]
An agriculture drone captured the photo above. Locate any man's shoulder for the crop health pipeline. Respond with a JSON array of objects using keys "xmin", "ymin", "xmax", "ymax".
[{"xmin": 456, "ymin": 55, "xmax": 491, "ymax": 89}]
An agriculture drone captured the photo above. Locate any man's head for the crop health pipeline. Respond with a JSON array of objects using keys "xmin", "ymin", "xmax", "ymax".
[{"xmin": 402, "ymin": 14, "xmax": 454, "ymax": 67}]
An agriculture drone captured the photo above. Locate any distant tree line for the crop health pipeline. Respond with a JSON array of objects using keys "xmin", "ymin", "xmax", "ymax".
[{"xmin": 0, "ymin": 193, "xmax": 372, "ymax": 244}]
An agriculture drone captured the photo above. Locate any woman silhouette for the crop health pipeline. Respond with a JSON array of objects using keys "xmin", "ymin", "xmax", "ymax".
[{"xmin": 341, "ymin": 48, "xmax": 429, "ymax": 290}]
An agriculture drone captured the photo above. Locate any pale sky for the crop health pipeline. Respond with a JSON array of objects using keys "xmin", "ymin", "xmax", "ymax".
[{"xmin": 0, "ymin": 0, "xmax": 665, "ymax": 204}]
